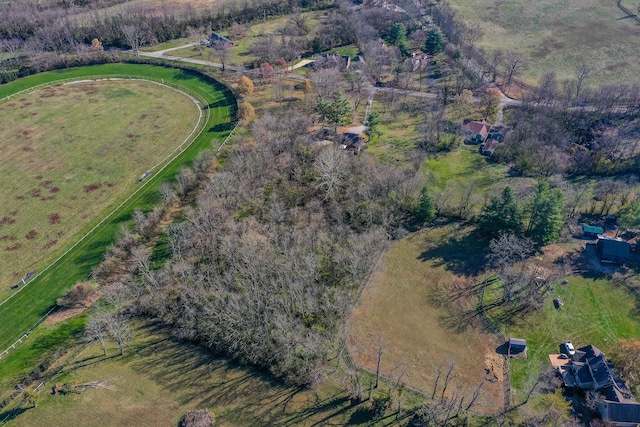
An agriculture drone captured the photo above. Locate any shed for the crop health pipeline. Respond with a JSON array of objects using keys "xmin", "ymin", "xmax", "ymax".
[
  {"xmin": 508, "ymin": 338, "xmax": 527, "ymax": 356},
  {"xmin": 598, "ymin": 237, "xmax": 631, "ymax": 264},
  {"xmin": 582, "ymin": 224, "xmax": 604, "ymax": 238}
]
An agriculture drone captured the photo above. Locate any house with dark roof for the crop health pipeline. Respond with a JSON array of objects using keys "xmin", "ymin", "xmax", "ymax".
[
  {"xmin": 560, "ymin": 344, "xmax": 614, "ymax": 391},
  {"xmin": 315, "ymin": 54, "xmax": 351, "ymax": 71},
  {"xmin": 597, "ymin": 237, "xmax": 631, "ymax": 264},
  {"xmin": 208, "ymin": 33, "xmax": 234, "ymax": 48},
  {"xmin": 555, "ymin": 343, "xmax": 640, "ymax": 426}
]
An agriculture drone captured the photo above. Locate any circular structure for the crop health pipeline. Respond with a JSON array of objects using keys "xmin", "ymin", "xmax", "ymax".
[
  {"xmin": 0, "ymin": 78, "xmax": 201, "ymax": 292},
  {"xmin": 0, "ymin": 63, "xmax": 236, "ymax": 352}
]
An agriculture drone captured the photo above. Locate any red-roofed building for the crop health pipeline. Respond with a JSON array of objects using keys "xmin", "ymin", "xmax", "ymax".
[{"xmin": 463, "ymin": 119, "xmax": 492, "ymax": 143}]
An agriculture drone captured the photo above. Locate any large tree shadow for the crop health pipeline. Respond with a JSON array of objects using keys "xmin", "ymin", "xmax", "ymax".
[
  {"xmin": 120, "ymin": 322, "xmax": 356, "ymax": 426},
  {"xmin": 417, "ymin": 225, "xmax": 489, "ymax": 276},
  {"xmin": 0, "ymin": 406, "xmax": 32, "ymax": 424}
]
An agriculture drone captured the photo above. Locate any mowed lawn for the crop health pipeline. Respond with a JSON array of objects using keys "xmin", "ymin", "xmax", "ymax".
[
  {"xmin": 9, "ymin": 323, "xmax": 381, "ymax": 427},
  {"xmin": 347, "ymin": 224, "xmax": 505, "ymax": 415},
  {"xmin": 0, "ymin": 80, "xmax": 200, "ymax": 294},
  {"xmin": 497, "ymin": 275, "xmax": 640, "ymax": 399},
  {"xmin": 0, "ymin": 63, "xmax": 235, "ymax": 359},
  {"xmin": 448, "ymin": 0, "xmax": 640, "ymax": 86}
]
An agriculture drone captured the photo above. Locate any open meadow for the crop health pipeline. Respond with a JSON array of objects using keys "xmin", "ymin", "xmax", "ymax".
[
  {"xmin": 4, "ymin": 322, "xmax": 418, "ymax": 427},
  {"xmin": 346, "ymin": 223, "xmax": 506, "ymax": 415},
  {"xmin": 0, "ymin": 63, "xmax": 236, "ymax": 356},
  {"xmin": 447, "ymin": 0, "xmax": 640, "ymax": 86},
  {"xmin": 0, "ymin": 79, "xmax": 199, "ymax": 295},
  {"xmin": 161, "ymin": 10, "xmax": 327, "ymax": 68}
]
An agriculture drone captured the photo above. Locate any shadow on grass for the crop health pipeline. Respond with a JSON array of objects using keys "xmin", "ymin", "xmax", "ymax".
[
  {"xmin": 0, "ymin": 406, "xmax": 32, "ymax": 424},
  {"xmin": 417, "ymin": 224, "xmax": 488, "ymax": 276},
  {"xmin": 208, "ymin": 121, "xmax": 236, "ymax": 133},
  {"xmin": 117, "ymin": 322, "xmax": 356, "ymax": 426}
]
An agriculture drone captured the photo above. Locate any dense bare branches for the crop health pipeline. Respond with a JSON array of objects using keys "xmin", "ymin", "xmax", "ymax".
[{"xmin": 114, "ymin": 110, "xmax": 421, "ymax": 385}]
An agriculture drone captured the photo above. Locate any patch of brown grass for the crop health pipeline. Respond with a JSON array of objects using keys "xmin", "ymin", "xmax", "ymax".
[{"xmin": 346, "ymin": 224, "xmax": 504, "ymax": 414}]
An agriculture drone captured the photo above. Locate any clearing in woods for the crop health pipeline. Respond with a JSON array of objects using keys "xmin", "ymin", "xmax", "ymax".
[
  {"xmin": 447, "ymin": 0, "xmax": 640, "ymax": 86},
  {"xmin": 3, "ymin": 322, "xmax": 416, "ymax": 427},
  {"xmin": 0, "ymin": 79, "xmax": 199, "ymax": 297},
  {"xmin": 347, "ymin": 224, "xmax": 505, "ymax": 415}
]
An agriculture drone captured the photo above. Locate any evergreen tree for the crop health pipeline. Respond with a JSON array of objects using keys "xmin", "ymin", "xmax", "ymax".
[
  {"xmin": 364, "ymin": 112, "xmax": 381, "ymax": 141},
  {"xmin": 425, "ymin": 28, "xmax": 443, "ymax": 55},
  {"xmin": 477, "ymin": 187, "xmax": 524, "ymax": 237},
  {"xmin": 413, "ymin": 186, "xmax": 436, "ymax": 223},
  {"xmin": 315, "ymin": 88, "xmax": 353, "ymax": 131},
  {"xmin": 526, "ymin": 182, "xmax": 565, "ymax": 246},
  {"xmin": 386, "ymin": 23, "xmax": 407, "ymax": 47}
]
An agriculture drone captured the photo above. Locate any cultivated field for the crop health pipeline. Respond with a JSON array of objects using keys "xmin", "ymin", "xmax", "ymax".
[
  {"xmin": 347, "ymin": 224, "xmax": 506, "ymax": 415},
  {"xmin": 448, "ymin": 0, "xmax": 640, "ymax": 86},
  {"xmin": 0, "ymin": 80, "xmax": 199, "ymax": 295}
]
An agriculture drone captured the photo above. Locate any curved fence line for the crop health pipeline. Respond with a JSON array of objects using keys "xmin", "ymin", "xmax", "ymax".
[
  {"xmin": 0, "ymin": 76, "xmax": 208, "ymax": 312},
  {"xmin": 617, "ymin": 0, "xmax": 640, "ymax": 24}
]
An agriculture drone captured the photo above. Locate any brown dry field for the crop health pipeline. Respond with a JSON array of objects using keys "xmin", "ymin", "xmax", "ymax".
[{"xmin": 346, "ymin": 224, "xmax": 505, "ymax": 414}]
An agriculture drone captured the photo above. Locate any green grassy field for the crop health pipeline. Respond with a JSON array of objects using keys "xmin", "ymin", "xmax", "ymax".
[
  {"xmin": 447, "ymin": 0, "xmax": 640, "ymax": 86},
  {"xmin": 6, "ymin": 322, "xmax": 417, "ymax": 427},
  {"xmin": 166, "ymin": 10, "xmax": 326, "ymax": 68},
  {"xmin": 0, "ymin": 63, "xmax": 235, "ymax": 356},
  {"xmin": 493, "ymin": 275, "xmax": 640, "ymax": 399},
  {"xmin": 0, "ymin": 80, "xmax": 199, "ymax": 295}
]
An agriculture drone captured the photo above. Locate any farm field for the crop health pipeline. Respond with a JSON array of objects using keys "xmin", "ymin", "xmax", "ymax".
[
  {"xmin": 447, "ymin": 0, "xmax": 640, "ymax": 86},
  {"xmin": 0, "ymin": 63, "xmax": 236, "ymax": 356},
  {"xmin": 346, "ymin": 224, "xmax": 506, "ymax": 415},
  {"xmin": 0, "ymin": 79, "xmax": 200, "ymax": 295}
]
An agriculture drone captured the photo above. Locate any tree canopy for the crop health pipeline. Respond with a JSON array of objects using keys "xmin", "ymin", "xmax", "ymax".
[
  {"xmin": 413, "ymin": 186, "xmax": 436, "ymax": 223},
  {"xmin": 619, "ymin": 199, "xmax": 640, "ymax": 230},
  {"xmin": 315, "ymin": 88, "xmax": 353, "ymax": 131},
  {"xmin": 424, "ymin": 28, "xmax": 443, "ymax": 55},
  {"xmin": 477, "ymin": 187, "xmax": 524, "ymax": 238},
  {"xmin": 526, "ymin": 182, "xmax": 565, "ymax": 245}
]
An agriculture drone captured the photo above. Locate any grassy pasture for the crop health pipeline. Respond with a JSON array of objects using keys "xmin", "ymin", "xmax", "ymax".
[
  {"xmin": 165, "ymin": 10, "xmax": 326, "ymax": 67},
  {"xmin": 0, "ymin": 63, "xmax": 235, "ymax": 355},
  {"xmin": 346, "ymin": 224, "xmax": 506, "ymax": 415},
  {"xmin": 0, "ymin": 80, "xmax": 199, "ymax": 294},
  {"xmin": 447, "ymin": 0, "xmax": 640, "ymax": 86},
  {"xmin": 6, "ymin": 323, "xmax": 412, "ymax": 427}
]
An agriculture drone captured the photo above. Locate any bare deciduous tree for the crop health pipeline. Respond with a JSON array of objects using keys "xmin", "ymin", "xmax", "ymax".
[
  {"xmin": 315, "ymin": 147, "xmax": 347, "ymax": 201},
  {"xmin": 120, "ymin": 23, "xmax": 146, "ymax": 57},
  {"xmin": 186, "ymin": 26, "xmax": 208, "ymax": 55}
]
